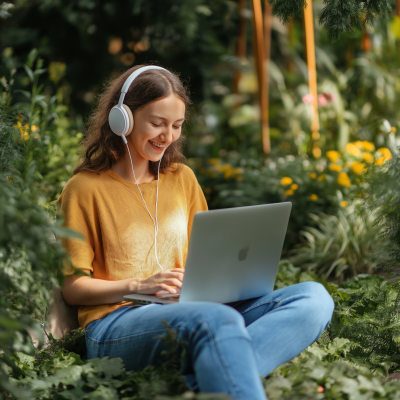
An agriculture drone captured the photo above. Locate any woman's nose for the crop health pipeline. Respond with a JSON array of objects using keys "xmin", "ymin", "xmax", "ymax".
[{"xmin": 160, "ymin": 126, "xmax": 173, "ymax": 142}]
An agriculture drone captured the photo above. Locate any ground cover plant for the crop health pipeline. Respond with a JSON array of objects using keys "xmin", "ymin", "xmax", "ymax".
[{"xmin": 4, "ymin": 263, "xmax": 400, "ymax": 400}]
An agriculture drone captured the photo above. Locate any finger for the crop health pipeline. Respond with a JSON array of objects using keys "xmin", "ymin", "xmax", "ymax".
[
  {"xmin": 158, "ymin": 284, "xmax": 177, "ymax": 293},
  {"xmin": 155, "ymin": 290, "xmax": 180, "ymax": 298},
  {"xmin": 166, "ymin": 271, "xmax": 184, "ymax": 281},
  {"xmin": 161, "ymin": 279, "xmax": 182, "ymax": 289},
  {"xmin": 165, "ymin": 269, "xmax": 185, "ymax": 275}
]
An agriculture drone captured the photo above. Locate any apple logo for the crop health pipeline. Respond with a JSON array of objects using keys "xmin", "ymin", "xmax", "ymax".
[{"xmin": 238, "ymin": 245, "xmax": 249, "ymax": 261}]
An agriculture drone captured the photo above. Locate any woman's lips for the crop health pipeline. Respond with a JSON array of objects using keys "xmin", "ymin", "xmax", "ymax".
[{"xmin": 149, "ymin": 140, "xmax": 166, "ymax": 151}]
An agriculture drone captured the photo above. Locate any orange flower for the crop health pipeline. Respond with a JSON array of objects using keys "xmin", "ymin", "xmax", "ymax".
[{"xmin": 281, "ymin": 177, "xmax": 293, "ymax": 186}]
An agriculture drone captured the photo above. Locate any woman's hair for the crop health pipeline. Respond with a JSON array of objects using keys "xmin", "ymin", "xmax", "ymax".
[{"xmin": 73, "ymin": 65, "xmax": 190, "ymax": 176}]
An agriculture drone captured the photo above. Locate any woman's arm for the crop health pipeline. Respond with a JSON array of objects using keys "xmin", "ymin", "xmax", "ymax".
[{"xmin": 62, "ymin": 268, "xmax": 184, "ymax": 306}]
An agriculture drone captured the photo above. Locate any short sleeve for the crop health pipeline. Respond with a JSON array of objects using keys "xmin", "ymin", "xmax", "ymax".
[
  {"xmin": 185, "ymin": 167, "xmax": 208, "ymax": 241},
  {"xmin": 56, "ymin": 177, "xmax": 95, "ymax": 276}
]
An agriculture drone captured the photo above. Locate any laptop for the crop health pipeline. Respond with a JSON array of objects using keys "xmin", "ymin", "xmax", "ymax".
[{"xmin": 124, "ymin": 202, "xmax": 292, "ymax": 306}]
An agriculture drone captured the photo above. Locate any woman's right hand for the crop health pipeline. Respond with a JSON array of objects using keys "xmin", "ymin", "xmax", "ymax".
[{"xmin": 135, "ymin": 268, "xmax": 184, "ymax": 296}]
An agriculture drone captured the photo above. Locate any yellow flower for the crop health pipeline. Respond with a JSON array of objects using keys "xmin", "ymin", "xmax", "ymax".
[
  {"xmin": 224, "ymin": 166, "xmax": 235, "ymax": 179},
  {"xmin": 362, "ymin": 141, "xmax": 375, "ymax": 152},
  {"xmin": 326, "ymin": 150, "xmax": 340, "ymax": 163},
  {"xmin": 284, "ymin": 189, "xmax": 294, "ymax": 196},
  {"xmin": 353, "ymin": 140, "xmax": 363, "ymax": 149},
  {"xmin": 317, "ymin": 174, "xmax": 326, "ymax": 182},
  {"xmin": 374, "ymin": 148, "xmax": 392, "ymax": 165},
  {"xmin": 391, "ymin": 127, "xmax": 396, "ymax": 133},
  {"xmin": 345, "ymin": 143, "xmax": 361, "ymax": 157},
  {"xmin": 337, "ymin": 172, "xmax": 351, "ymax": 187},
  {"xmin": 377, "ymin": 147, "xmax": 392, "ymax": 159},
  {"xmin": 361, "ymin": 152, "xmax": 374, "ymax": 163},
  {"xmin": 340, "ymin": 201, "xmax": 348, "ymax": 208},
  {"xmin": 309, "ymin": 173, "xmax": 317, "ymax": 179},
  {"xmin": 49, "ymin": 61, "xmax": 66, "ymax": 84},
  {"xmin": 291, "ymin": 183, "xmax": 298, "ymax": 190},
  {"xmin": 281, "ymin": 177, "xmax": 293, "ymax": 186},
  {"xmin": 309, "ymin": 194, "xmax": 318, "ymax": 201},
  {"xmin": 13, "ymin": 121, "xmax": 39, "ymax": 140},
  {"xmin": 350, "ymin": 161, "xmax": 366, "ymax": 175},
  {"xmin": 207, "ymin": 158, "xmax": 219, "ymax": 165},
  {"xmin": 328, "ymin": 164, "xmax": 342, "ymax": 172}
]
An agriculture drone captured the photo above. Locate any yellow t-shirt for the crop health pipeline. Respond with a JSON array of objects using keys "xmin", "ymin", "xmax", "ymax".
[{"xmin": 56, "ymin": 164, "xmax": 208, "ymax": 327}]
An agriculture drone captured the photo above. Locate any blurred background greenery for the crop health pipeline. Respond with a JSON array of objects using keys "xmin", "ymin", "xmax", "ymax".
[{"xmin": 2, "ymin": 0, "xmax": 400, "ymax": 255}]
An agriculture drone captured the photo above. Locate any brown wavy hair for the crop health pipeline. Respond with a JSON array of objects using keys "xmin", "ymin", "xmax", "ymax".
[{"xmin": 73, "ymin": 65, "xmax": 190, "ymax": 176}]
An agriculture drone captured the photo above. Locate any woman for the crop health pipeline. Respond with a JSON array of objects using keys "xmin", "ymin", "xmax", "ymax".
[{"xmin": 58, "ymin": 65, "xmax": 334, "ymax": 400}]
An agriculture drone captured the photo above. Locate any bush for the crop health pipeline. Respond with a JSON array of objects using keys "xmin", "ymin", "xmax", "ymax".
[
  {"xmin": 363, "ymin": 150, "xmax": 400, "ymax": 269},
  {"xmin": 289, "ymin": 205, "xmax": 385, "ymax": 281},
  {"xmin": 191, "ymin": 141, "xmax": 391, "ymax": 252}
]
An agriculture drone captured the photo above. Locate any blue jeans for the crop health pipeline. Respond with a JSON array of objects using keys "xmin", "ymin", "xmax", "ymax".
[{"xmin": 86, "ymin": 282, "xmax": 334, "ymax": 400}]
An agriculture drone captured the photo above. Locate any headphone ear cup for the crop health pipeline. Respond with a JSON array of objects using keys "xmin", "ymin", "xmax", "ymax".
[{"xmin": 122, "ymin": 104, "xmax": 134, "ymax": 136}]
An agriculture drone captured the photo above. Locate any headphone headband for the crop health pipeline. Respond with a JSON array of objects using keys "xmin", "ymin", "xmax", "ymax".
[{"xmin": 118, "ymin": 65, "xmax": 171, "ymax": 105}]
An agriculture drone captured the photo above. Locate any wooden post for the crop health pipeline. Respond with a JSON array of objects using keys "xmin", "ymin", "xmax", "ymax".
[
  {"xmin": 264, "ymin": 1, "xmax": 272, "ymax": 153},
  {"xmin": 362, "ymin": 29, "xmax": 372, "ymax": 52},
  {"xmin": 251, "ymin": 0, "xmax": 270, "ymax": 154},
  {"xmin": 303, "ymin": 0, "xmax": 320, "ymax": 158},
  {"xmin": 233, "ymin": 0, "xmax": 247, "ymax": 101}
]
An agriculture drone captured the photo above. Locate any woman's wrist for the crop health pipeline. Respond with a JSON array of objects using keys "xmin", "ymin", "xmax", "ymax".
[{"xmin": 129, "ymin": 277, "xmax": 142, "ymax": 293}]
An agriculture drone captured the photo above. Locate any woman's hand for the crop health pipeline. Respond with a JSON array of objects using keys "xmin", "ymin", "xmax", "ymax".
[{"xmin": 136, "ymin": 268, "xmax": 184, "ymax": 297}]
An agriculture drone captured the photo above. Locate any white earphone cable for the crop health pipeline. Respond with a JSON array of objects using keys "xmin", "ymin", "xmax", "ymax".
[{"xmin": 121, "ymin": 134, "xmax": 164, "ymax": 270}]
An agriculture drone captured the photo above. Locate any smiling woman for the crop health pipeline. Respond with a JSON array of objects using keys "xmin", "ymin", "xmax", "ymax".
[
  {"xmin": 110, "ymin": 93, "xmax": 186, "ymax": 184},
  {"xmin": 73, "ymin": 65, "xmax": 189, "ymax": 178},
  {"xmin": 56, "ymin": 65, "xmax": 334, "ymax": 400}
]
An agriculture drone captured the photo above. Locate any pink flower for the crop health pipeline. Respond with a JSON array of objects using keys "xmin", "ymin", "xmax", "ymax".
[
  {"xmin": 318, "ymin": 94, "xmax": 328, "ymax": 107},
  {"xmin": 302, "ymin": 94, "xmax": 314, "ymax": 104}
]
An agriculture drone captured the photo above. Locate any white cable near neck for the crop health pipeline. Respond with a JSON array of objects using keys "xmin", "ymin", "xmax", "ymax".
[{"xmin": 121, "ymin": 134, "xmax": 164, "ymax": 270}]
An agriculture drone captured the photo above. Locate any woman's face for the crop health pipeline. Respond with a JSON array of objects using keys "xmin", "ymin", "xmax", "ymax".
[{"xmin": 128, "ymin": 94, "xmax": 186, "ymax": 163}]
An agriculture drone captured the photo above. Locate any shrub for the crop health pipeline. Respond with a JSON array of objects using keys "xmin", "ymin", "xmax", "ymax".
[
  {"xmin": 289, "ymin": 205, "xmax": 385, "ymax": 281},
  {"xmin": 363, "ymin": 150, "xmax": 400, "ymax": 269},
  {"xmin": 191, "ymin": 141, "xmax": 391, "ymax": 252}
]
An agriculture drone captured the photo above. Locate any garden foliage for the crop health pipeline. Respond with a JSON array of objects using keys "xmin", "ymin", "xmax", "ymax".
[
  {"xmin": 267, "ymin": 0, "xmax": 393, "ymax": 41},
  {"xmin": 289, "ymin": 206, "xmax": 385, "ymax": 281},
  {"xmin": 363, "ymin": 153, "xmax": 400, "ymax": 269},
  {"xmin": 2, "ymin": 3, "xmax": 400, "ymax": 399}
]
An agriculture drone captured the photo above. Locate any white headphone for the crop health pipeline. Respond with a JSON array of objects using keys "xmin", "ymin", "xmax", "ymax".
[
  {"xmin": 109, "ymin": 66, "xmax": 171, "ymax": 271},
  {"xmin": 108, "ymin": 65, "xmax": 171, "ymax": 144}
]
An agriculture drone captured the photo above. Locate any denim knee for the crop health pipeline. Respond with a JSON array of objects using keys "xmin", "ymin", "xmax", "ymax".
[
  {"xmin": 298, "ymin": 281, "xmax": 335, "ymax": 328},
  {"xmin": 185, "ymin": 302, "xmax": 249, "ymax": 340}
]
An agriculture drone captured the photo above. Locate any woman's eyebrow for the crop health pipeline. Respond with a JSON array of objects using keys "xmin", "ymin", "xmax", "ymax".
[{"xmin": 149, "ymin": 115, "xmax": 185, "ymax": 121}]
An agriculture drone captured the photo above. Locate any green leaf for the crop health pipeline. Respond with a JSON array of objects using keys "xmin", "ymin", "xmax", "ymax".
[
  {"xmin": 23, "ymin": 65, "xmax": 34, "ymax": 83},
  {"xmin": 26, "ymin": 48, "xmax": 38, "ymax": 68}
]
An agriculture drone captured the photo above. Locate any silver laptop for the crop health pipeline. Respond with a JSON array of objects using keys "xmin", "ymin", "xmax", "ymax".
[{"xmin": 124, "ymin": 202, "xmax": 292, "ymax": 305}]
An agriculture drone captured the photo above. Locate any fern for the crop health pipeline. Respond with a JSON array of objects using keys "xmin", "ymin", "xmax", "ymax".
[{"xmin": 363, "ymin": 151, "xmax": 400, "ymax": 270}]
